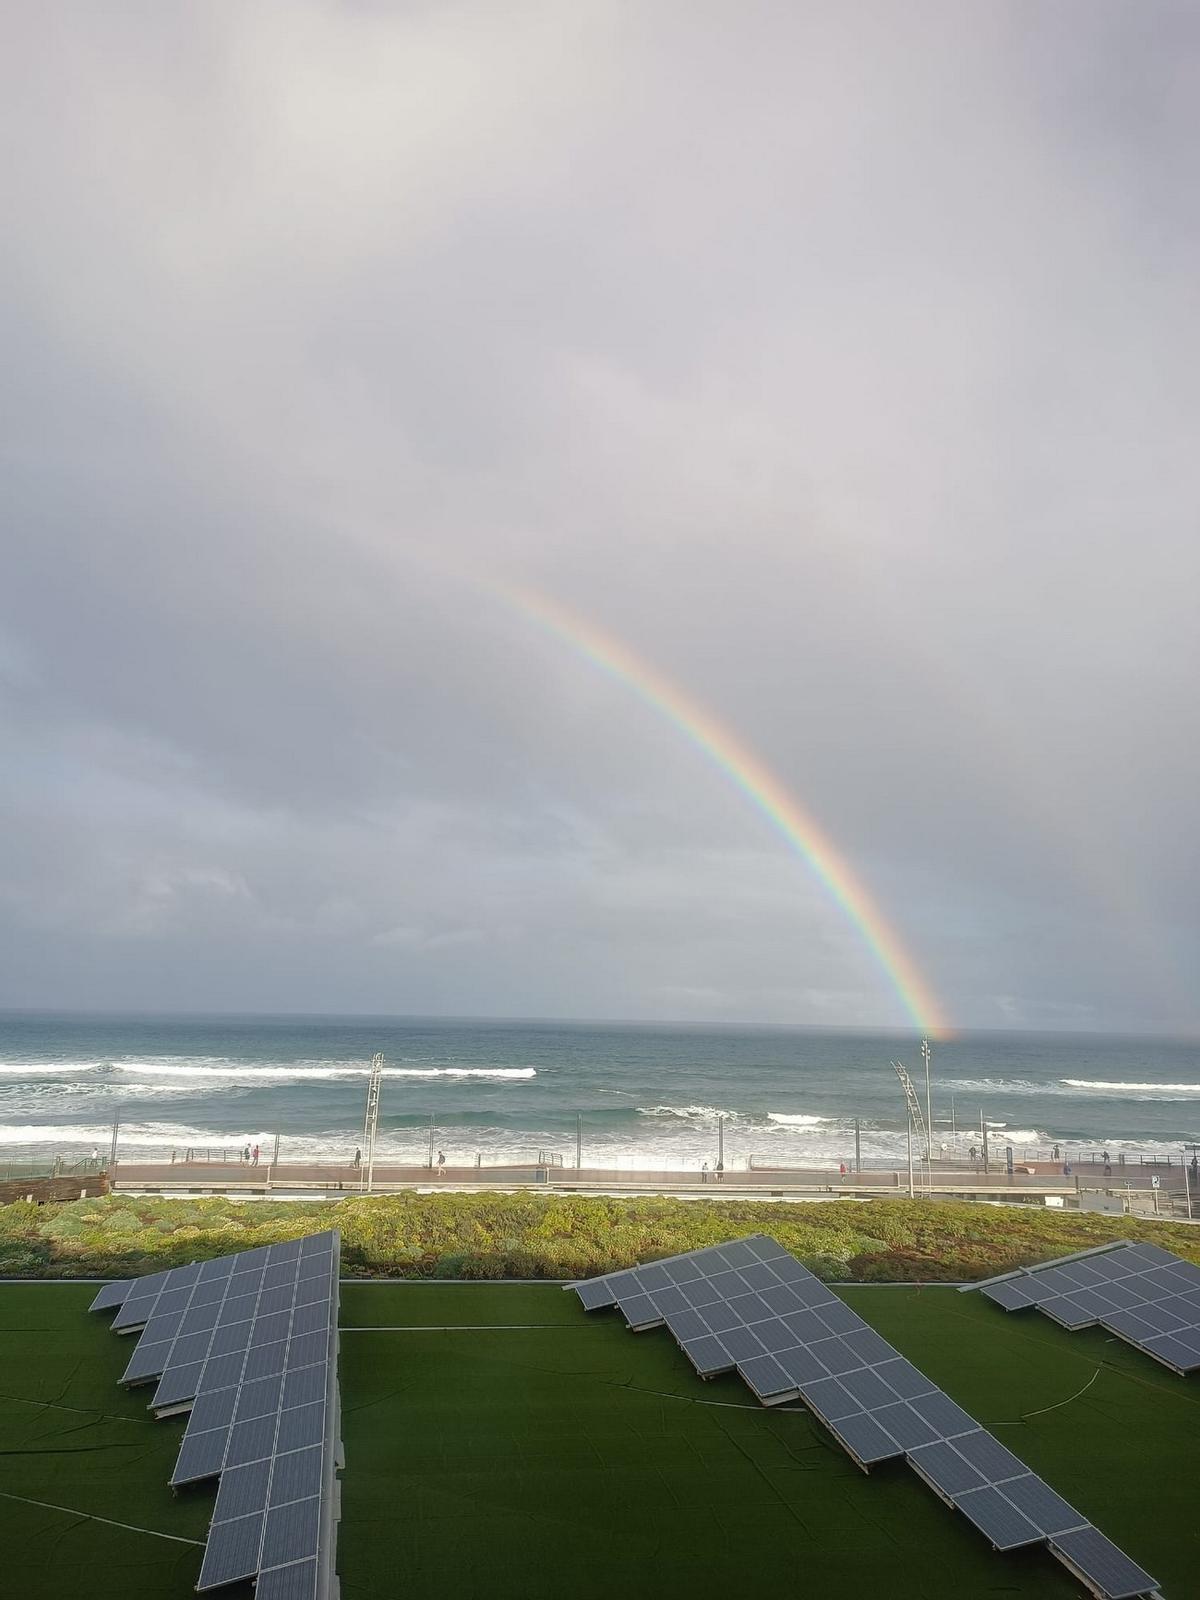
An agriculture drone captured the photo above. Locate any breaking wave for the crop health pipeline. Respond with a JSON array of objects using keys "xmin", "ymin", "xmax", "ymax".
[
  {"xmin": 1062, "ymin": 1079, "xmax": 1200, "ymax": 1097},
  {"xmin": 114, "ymin": 1062, "xmax": 535, "ymax": 1082},
  {"xmin": 636, "ymin": 1104, "xmax": 736, "ymax": 1120}
]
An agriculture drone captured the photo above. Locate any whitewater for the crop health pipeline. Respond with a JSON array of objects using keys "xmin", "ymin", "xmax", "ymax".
[{"xmin": 0, "ymin": 1014, "xmax": 1197, "ymax": 1171}]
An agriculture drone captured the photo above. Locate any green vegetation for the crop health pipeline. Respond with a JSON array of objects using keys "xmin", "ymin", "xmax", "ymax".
[
  {"xmin": 2, "ymin": 1281, "xmax": 1194, "ymax": 1599},
  {"xmin": 1, "ymin": 1191, "xmax": 1198, "ymax": 1282}
]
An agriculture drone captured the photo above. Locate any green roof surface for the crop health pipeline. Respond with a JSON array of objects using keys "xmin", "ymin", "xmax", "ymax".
[{"xmin": 0, "ymin": 1281, "xmax": 1192, "ymax": 1599}]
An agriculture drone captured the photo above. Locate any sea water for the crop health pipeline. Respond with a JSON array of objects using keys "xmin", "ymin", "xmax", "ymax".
[{"xmin": 0, "ymin": 1013, "xmax": 1197, "ymax": 1171}]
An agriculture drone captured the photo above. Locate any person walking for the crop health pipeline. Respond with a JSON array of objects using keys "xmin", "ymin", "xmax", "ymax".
[
  {"xmin": 251, "ymin": 1144, "xmax": 260, "ymax": 1167},
  {"xmin": 715, "ymin": 1159, "xmax": 724, "ymax": 1184},
  {"xmin": 90, "ymin": 1146, "xmax": 99, "ymax": 1168},
  {"xmin": 839, "ymin": 1161, "xmax": 847, "ymax": 1181},
  {"xmin": 701, "ymin": 1162, "xmax": 709, "ymax": 1184},
  {"xmin": 242, "ymin": 1144, "xmax": 251, "ymax": 1165},
  {"xmin": 353, "ymin": 1147, "xmax": 362, "ymax": 1168},
  {"xmin": 437, "ymin": 1149, "xmax": 447, "ymax": 1176}
]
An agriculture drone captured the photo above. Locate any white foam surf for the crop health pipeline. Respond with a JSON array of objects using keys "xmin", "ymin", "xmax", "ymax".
[
  {"xmin": 1062, "ymin": 1079, "xmax": 1200, "ymax": 1096},
  {"xmin": 636, "ymin": 1104, "xmax": 737, "ymax": 1120},
  {"xmin": 112, "ymin": 1062, "xmax": 536, "ymax": 1082}
]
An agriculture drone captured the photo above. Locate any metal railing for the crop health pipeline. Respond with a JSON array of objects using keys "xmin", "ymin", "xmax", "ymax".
[{"xmin": 0, "ymin": 1158, "xmax": 104, "ymax": 1181}]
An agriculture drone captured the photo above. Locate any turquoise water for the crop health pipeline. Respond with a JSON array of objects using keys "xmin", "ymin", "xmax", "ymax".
[{"xmin": 0, "ymin": 1012, "xmax": 1197, "ymax": 1170}]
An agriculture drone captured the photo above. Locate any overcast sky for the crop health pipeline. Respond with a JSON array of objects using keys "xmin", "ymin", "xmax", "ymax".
[{"xmin": 2, "ymin": 2, "xmax": 1197, "ymax": 1034}]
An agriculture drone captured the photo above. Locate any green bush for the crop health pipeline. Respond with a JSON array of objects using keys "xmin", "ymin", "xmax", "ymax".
[{"xmin": 1, "ymin": 1190, "xmax": 1198, "ymax": 1282}]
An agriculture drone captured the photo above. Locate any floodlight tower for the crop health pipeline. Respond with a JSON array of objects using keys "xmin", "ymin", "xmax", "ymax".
[
  {"xmin": 360, "ymin": 1053, "xmax": 384, "ymax": 1195},
  {"xmin": 892, "ymin": 1060, "xmax": 930, "ymax": 1197}
]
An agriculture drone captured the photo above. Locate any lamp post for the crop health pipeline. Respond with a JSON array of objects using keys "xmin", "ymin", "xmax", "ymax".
[{"xmin": 360, "ymin": 1053, "xmax": 383, "ymax": 1195}]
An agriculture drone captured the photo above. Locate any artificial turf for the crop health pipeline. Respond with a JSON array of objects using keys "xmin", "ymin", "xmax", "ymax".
[{"xmin": 0, "ymin": 1282, "xmax": 1195, "ymax": 1599}]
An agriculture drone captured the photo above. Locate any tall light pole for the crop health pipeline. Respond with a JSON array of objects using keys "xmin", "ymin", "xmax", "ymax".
[
  {"xmin": 892, "ymin": 1062, "xmax": 928, "ymax": 1197},
  {"xmin": 360, "ymin": 1053, "xmax": 383, "ymax": 1195},
  {"xmin": 921, "ymin": 1037, "xmax": 933, "ymax": 1170}
]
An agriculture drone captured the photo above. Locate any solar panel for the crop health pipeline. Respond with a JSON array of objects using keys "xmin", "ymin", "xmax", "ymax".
[
  {"xmin": 737, "ymin": 1353, "xmax": 795, "ymax": 1401},
  {"xmin": 255, "ymin": 1558, "xmax": 319, "ymax": 1600},
  {"xmin": 1052, "ymin": 1526, "xmax": 1161, "ymax": 1600},
  {"xmin": 971, "ymin": 1240, "xmax": 1200, "ymax": 1374},
  {"xmin": 826, "ymin": 1410, "xmax": 904, "ymax": 1466},
  {"xmin": 90, "ymin": 1231, "xmax": 341, "ymax": 1598},
  {"xmin": 955, "ymin": 1485, "xmax": 1042, "ymax": 1550},
  {"xmin": 999, "ymin": 1473, "xmax": 1087, "ymax": 1537},
  {"xmin": 908, "ymin": 1441, "xmax": 987, "ymax": 1499},
  {"xmin": 88, "ymin": 1279, "xmax": 132, "ymax": 1312},
  {"xmin": 569, "ymin": 1234, "xmax": 1159, "ymax": 1597}
]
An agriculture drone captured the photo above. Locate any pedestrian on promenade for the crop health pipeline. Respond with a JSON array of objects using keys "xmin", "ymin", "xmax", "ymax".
[
  {"xmin": 251, "ymin": 1144, "xmax": 260, "ymax": 1167},
  {"xmin": 1104, "ymin": 1160, "xmax": 1112, "ymax": 1177},
  {"xmin": 1063, "ymin": 1161, "xmax": 1072, "ymax": 1177},
  {"xmin": 1053, "ymin": 1144, "xmax": 1061, "ymax": 1161},
  {"xmin": 715, "ymin": 1159, "xmax": 724, "ymax": 1184},
  {"xmin": 242, "ymin": 1144, "xmax": 250, "ymax": 1165},
  {"xmin": 437, "ymin": 1149, "xmax": 446, "ymax": 1176},
  {"xmin": 839, "ymin": 1162, "xmax": 847, "ymax": 1181},
  {"xmin": 353, "ymin": 1147, "xmax": 362, "ymax": 1168},
  {"xmin": 90, "ymin": 1146, "xmax": 99, "ymax": 1168},
  {"xmin": 701, "ymin": 1162, "xmax": 709, "ymax": 1184}
]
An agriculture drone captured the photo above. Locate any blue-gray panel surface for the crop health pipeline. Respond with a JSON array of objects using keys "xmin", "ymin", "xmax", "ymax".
[
  {"xmin": 261, "ymin": 1495, "xmax": 321, "ymax": 1567},
  {"xmin": 999, "ymin": 1473, "xmax": 1086, "ymax": 1537},
  {"xmin": 151, "ymin": 1360, "xmax": 204, "ymax": 1409},
  {"xmin": 826, "ymin": 1410, "xmax": 903, "ymax": 1464},
  {"xmin": 282, "ymin": 1363, "xmax": 329, "ymax": 1410},
  {"xmin": 907, "ymin": 1441, "xmax": 986, "ymax": 1498},
  {"xmin": 955, "ymin": 1486, "xmax": 1042, "ymax": 1550},
  {"xmin": 1051, "ymin": 1526, "xmax": 1158, "ymax": 1598},
  {"xmin": 213, "ymin": 1456, "xmax": 273, "ymax": 1523},
  {"xmin": 196, "ymin": 1510, "xmax": 264, "ymax": 1590},
  {"xmin": 172, "ymin": 1425, "xmax": 229, "ymax": 1484},
  {"xmin": 255, "ymin": 1559, "xmax": 319, "ymax": 1600},
  {"xmin": 89, "ymin": 1279, "xmax": 132, "ymax": 1312},
  {"xmin": 737, "ymin": 1353, "xmax": 794, "ymax": 1400},
  {"xmin": 275, "ymin": 1400, "xmax": 325, "ymax": 1454},
  {"xmin": 269, "ymin": 1445, "xmax": 324, "ymax": 1508},
  {"xmin": 681, "ymin": 1334, "xmax": 733, "ymax": 1375}
]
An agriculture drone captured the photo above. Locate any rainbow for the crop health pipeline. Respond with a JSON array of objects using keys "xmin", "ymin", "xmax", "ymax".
[{"xmin": 500, "ymin": 582, "xmax": 949, "ymax": 1038}]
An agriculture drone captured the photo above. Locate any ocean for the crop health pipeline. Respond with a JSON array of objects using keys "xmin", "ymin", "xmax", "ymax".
[{"xmin": 0, "ymin": 1013, "xmax": 1197, "ymax": 1172}]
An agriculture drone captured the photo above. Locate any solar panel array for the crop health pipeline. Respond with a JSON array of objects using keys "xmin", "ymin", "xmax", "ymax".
[
  {"xmin": 975, "ymin": 1242, "xmax": 1200, "ymax": 1374},
  {"xmin": 570, "ymin": 1234, "xmax": 1159, "ymax": 1600},
  {"xmin": 91, "ymin": 1231, "xmax": 341, "ymax": 1598}
]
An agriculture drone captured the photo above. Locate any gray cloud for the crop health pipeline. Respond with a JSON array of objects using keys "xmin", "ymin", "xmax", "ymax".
[{"xmin": 1, "ymin": 1, "xmax": 1197, "ymax": 1031}]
